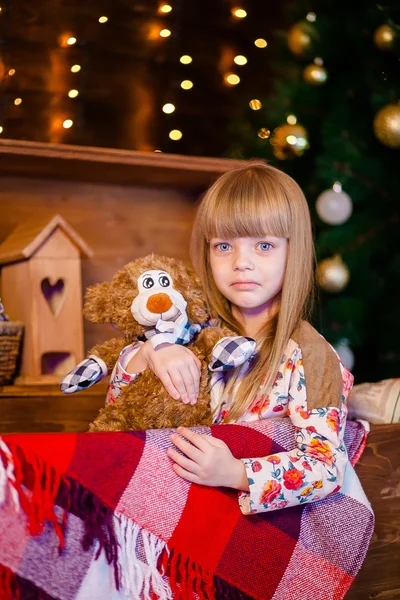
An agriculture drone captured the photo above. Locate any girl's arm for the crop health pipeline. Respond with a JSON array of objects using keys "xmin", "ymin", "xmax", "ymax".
[
  {"xmin": 105, "ymin": 340, "xmax": 145, "ymax": 404},
  {"xmin": 237, "ymin": 347, "xmax": 353, "ymax": 514},
  {"xmin": 168, "ymin": 346, "xmax": 353, "ymax": 514}
]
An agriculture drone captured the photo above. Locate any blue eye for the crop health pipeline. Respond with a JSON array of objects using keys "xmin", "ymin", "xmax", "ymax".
[
  {"xmin": 259, "ymin": 242, "xmax": 272, "ymax": 251},
  {"xmin": 216, "ymin": 243, "xmax": 231, "ymax": 252}
]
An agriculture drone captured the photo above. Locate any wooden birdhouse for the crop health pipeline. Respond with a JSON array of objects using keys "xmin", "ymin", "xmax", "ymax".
[{"xmin": 0, "ymin": 215, "xmax": 93, "ymax": 384}]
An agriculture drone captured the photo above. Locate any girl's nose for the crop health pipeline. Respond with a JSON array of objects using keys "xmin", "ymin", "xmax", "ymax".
[{"xmin": 233, "ymin": 249, "xmax": 255, "ymax": 271}]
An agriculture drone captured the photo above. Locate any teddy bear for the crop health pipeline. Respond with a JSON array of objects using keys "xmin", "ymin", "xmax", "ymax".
[{"xmin": 60, "ymin": 254, "xmax": 257, "ymax": 432}]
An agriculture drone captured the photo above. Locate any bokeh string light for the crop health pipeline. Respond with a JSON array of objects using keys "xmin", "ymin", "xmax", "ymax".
[{"xmin": 0, "ymin": 1, "xmax": 271, "ymax": 152}]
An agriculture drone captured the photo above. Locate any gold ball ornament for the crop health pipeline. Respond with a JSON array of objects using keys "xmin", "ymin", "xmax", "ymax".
[
  {"xmin": 373, "ymin": 104, "xmax": 400, "ymax": 148},
  {"xmin": 287, "ymin": 22, "xmax": 319, "ymax": 58},
  {"xmin": 316, "ymin": 255, "xmax": 350, "ymax": 293},
  {"xmin": 303, "ymin": 63, "xmax": 328, "ymax": 86},
  {"xmin": 373, "ymin": 24, "xmax": 397, "ymax": 51},
  {"xmin": 270, "ymin": 124, "xmax": 309, "ymax": 160}
]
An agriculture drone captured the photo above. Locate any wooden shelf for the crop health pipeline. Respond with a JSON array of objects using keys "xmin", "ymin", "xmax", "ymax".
[
  {"xmin": 0, "ymin": 383, "xmax": 108, "ymax": 397},
  {"xmin": 0, "ymin": 139, "xmax": 246, "ymax": 189},
  {"xmin": 0, "ymin": 383, "xmax": 108, "ymax": 434}
]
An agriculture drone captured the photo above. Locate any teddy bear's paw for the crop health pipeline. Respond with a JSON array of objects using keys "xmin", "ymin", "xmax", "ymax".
[{"xmin": 60, "ymin": 357, "xmax": 106, "ymax": 394}]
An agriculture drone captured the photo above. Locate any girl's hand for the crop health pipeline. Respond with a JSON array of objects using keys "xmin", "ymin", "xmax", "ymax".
[
  {"xmin": 167, "ymin": 427, "xmax": 250, "ymax": 491},
  {"xmin": 141, "ymin": 342, "xmax": 201, "ymax": 404}
]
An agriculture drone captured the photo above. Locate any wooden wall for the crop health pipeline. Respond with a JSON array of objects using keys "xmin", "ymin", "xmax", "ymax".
[
  {"xmin": 0, "ymin": 140, "xmax": 245, "ymax": 353},
  {"xmin": 0, "ymin": 176, "xmax": 196, "ymax": 351}
]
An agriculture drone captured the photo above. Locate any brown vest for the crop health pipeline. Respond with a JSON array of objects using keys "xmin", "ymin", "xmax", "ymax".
[{"xmin": 291, "ymin": 321, "xmax": 343, "ymax": 410}]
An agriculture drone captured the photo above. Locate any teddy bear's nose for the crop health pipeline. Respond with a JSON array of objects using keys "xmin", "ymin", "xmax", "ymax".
[{"xmin": 146, "ymin": 293, "xmax": 173, "ymax": 314}]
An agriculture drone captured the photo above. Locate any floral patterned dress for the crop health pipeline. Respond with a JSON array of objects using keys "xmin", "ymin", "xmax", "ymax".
[{"xmin": 226, "ymin": 336, "xmax": 354, "ymax": 515}]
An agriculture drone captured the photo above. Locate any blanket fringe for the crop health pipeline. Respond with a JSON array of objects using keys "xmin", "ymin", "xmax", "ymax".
[
  {"xmin": 56, "ymin": 477, "xmax": 120, "ymax": 587},
  {"xmin": 0, "ymin": 440, "xmax": 21, "ymax": 512},
  {"xmin": 0, "ymin": 439, "xmax": 64, "ymax": 548},
  {"xmin": 160, "ymin": 547, "xmax": 216, "ymax": 600},
  {"xmin": 0, "ymin": 563, "xmax": 19, "ymax": 600},
  {"xmin": 114, "ymin": 513, "xmax": 172, "ymax": 600},
  {"xmin": 0, "ymin": 438, "xmax": 120, "ymax": 584}
]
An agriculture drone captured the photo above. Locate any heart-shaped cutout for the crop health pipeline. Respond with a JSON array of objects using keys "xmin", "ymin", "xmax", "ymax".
[{"xmin": 41, "ymin": 278, "xmax": 66, "ymax": 317}]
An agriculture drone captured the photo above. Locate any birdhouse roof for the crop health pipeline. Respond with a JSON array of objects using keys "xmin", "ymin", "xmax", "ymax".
[{"xmin": 0, "ymin": 214, "xmax": 94, "ymax": 265}]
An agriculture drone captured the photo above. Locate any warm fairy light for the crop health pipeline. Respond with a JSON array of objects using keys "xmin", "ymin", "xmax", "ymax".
[
  {"xmin": 71, "ymin": 64, "xmax": 81, "ymax": 73},
  {"xmin": 0, "ymin": 126, "xmax": 3, "ymax": 134},
  {"xmin": 306, "ymin": 12, "xmax": 316, "ymax": 22},
  {"xmin": 286, "ymin": 134, "xmax": 307, "ymax": 148},
  {"xmin": 68, "ymin": 89, "xmax": 79, "ymax": 98},
  {"xmin": 254, "ymin": 38, "xmax": 267, "ymax": 48},
  {"xmin": 181, "ymin": 80, "xmax": 193, "ymax": 89},
  {"xmin": 162, "ymin": 103, "xmax": 175, "ymax": 113},
  {"xmin": 159, "ymin": 4, "xmax": 172, "ymax": 13},
  {"xmin": 8, "ymin": 68, "xmax": 15, "ymax": 76},
  {"xmin": 232, "ymin": 8, "xmax": 247, "ymax": 18},
  {"xmin": 249, "ymin": 99, "xmax": 262, "ymax": 110},
  {"xmin": 258, "ymin": 128, "xmax": 270, "ymax": 139},
  {"xmin": 154, "ymin": 149, "xmax": 163, "ymax": 152},
  {"xmin": 225, "ymin": 73, "xmax": 240, "ymax": 85},
  {"xmin": 14, "ymin": 97, "xmax": 22, "ymax": 105},
  {"xmin": 180, "ymin": 55, "xmax": 192, "ymax": 64},
  {"xmin": 63, "ymin": 119, "xmax": 73, "ymax": 129},
  {"xmin": 287, "ymin": 114, "xmax": 297, "ymax": 125},
  {"xmin": 59, "ymin": 34, "xmax": 76, "ymax": 47},
  {"xmin": 98, "ymin": 16, "xmax": 108, "ymax": 23},
  {"xmin": 234, "ymin": 55, "xmax": 247, "ymax": 65},
  {"xmin": 169, "ymin": 129, "xmax": 182, "ymax": 140},
  {"xmin": 160, "ymin": 29, "xmax": 171, "ymax": 37}
]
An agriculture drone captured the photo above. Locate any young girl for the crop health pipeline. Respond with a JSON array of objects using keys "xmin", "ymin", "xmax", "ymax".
[{"xmin": 120, "ymin": 162, "xmax": 354, "ymax": 515}]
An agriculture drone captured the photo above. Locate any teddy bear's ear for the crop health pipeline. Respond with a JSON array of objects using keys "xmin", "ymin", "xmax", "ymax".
[
  {"xmin": 172, "ymin": 265, "xmax": 211, "ymax": 326},
  {"xmin": 83, "ymin": 282, "xmax": 112, "ymax": 323},
  {"xmin": 185, "ymin": 274, "xmax": 211, "ymax": 325}
]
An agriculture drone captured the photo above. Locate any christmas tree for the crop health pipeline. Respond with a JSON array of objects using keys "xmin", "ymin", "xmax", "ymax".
[{"xmin": 227, "ymin": 1, "xmax": 400, "ymax": 384}]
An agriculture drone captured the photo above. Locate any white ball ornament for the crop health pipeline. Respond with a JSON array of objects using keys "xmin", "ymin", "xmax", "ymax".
[
  {"xmin": 316, "ymin": 184, "xmax": 353, "ymax": 225},
  {"xmin": 334, "ymin": 339, "xmax": 355, "ymax": 371}
]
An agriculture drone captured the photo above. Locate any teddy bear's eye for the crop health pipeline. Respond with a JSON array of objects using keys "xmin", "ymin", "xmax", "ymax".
[
  {"xmin": 143, "ymin": 277, "xmax": 155, "ymax": 289},
  {"xmin": 159, "ymin": 276, "xmax": 170, "ymax": 287}
]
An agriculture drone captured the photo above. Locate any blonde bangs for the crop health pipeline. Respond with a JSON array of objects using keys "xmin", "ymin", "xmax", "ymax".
[{"xmin": 201, "ymin": 168, "xmax": 292, "ymax": 242}]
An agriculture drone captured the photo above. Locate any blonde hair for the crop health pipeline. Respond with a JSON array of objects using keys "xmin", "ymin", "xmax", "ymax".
[{"xmin": 190, "ymin": 162, "xmax": 315, "ymax": 422}]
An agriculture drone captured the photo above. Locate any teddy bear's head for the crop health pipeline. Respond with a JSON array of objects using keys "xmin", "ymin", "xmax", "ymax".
[{"xmin": 83, "ymin": 254, "xmax": 211, "ymax": 337}]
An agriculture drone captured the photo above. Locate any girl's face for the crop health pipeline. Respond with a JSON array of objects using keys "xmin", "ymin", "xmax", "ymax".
[{"xmin": 209, "ymin": 236, "xmax": 288, "ymax": 315}]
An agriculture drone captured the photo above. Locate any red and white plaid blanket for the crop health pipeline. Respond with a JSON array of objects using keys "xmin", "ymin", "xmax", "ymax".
[{"xmin": 0, "ymin": 418, "xmax": 374, "ymax": 600}]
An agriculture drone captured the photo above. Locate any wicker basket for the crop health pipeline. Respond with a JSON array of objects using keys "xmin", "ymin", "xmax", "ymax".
[{"xmin": 0, "ymin": 321, "xmax": 24, "ymax": 385}]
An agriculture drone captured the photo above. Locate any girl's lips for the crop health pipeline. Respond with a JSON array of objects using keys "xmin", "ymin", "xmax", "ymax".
[{"xmin": 231, "ymin": 282, "xmax": 259, "ymax": 289}]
